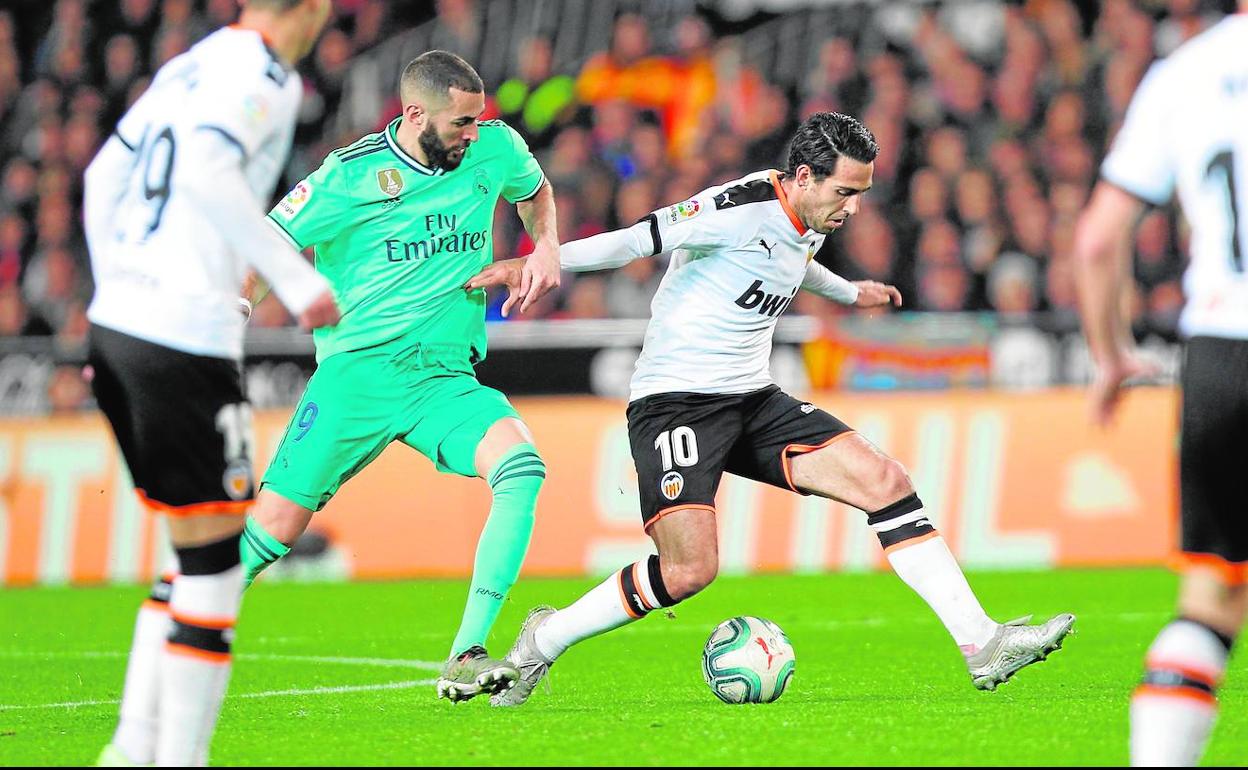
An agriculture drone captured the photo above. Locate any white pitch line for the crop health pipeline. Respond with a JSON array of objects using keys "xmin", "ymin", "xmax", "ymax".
[
  {"xmin": 0, "ymin": 679, "xmax": 437, "ymax": 712},
  {"xmin": 0, "ymin": 650, "xmax": 442, "ymax": 669}
]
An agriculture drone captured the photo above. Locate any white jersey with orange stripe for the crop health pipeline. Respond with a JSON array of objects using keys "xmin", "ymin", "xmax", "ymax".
[
  {"xmin": 1101, "ymin": 14, "xmax": 1248, "ymax": 340},
  {"xmin": 558, "ymin": 169, "xmax": 859, "ymax": 401}
]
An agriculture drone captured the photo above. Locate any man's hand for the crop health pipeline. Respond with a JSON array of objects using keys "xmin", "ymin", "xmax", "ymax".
[
  {"xmin": 1087, "ymin": 352, "xmax": 1159, "ymax": 427},
  {"xmin": 298, "ymin": 289, "xmax": 341, "ymax": 330},
  {"xmin": 515, "ymin": 242, "xmax": 561, "ymax": 315},
  {"xmin": 464, "ymin": 256, "xmax": 545, "ymax": 317},
  {"xmin": 853, "ymin": 280, "xmax": 903, "ymax": 308}
]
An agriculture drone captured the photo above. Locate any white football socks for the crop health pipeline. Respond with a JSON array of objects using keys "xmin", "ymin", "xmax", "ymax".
[
  {"xmin": 535, "ymin": 556, "xmax": 673, "ymax": 660},
  {"xmin": 1131, "ymin": 618, "xmax": 1231, "ymax": 766},
  {"xmin": 111, "ymin": 574, "xmax": 174, "ymax": 765},
  {"xmin": 157, "ymin": 550, "xmax": 243, "ymax": 767}
]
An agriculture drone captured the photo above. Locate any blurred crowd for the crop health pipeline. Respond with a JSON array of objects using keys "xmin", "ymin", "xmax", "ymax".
[{"xmin": 0, "ymin": 0, "xmax": 1227, "ymax": 352}]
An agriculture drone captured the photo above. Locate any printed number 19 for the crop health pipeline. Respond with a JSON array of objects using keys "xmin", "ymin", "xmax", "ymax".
[{"xmin": 1206, "ymin": 149, "xmax": 1243, "ymax": 272}]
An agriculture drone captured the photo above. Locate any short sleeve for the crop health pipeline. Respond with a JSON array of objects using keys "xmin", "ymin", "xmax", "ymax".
[
  {"xmin": 1100, "ymin": 62, "xmax": 1176, "ymax": 205},
  {"xmin": 265, "ymin": 155, "xmax": 350, "ymax": 250},
  {"xmin": 499, "ymin": 123, "xmax": 547, "ymax": 203}
]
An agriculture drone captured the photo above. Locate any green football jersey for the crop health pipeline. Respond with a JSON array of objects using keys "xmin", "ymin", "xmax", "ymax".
[{"xmin": 266, "ymin": 117, "xmax": 545, "ymax": 362}]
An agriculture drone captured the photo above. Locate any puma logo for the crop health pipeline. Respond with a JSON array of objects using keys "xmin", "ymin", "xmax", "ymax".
[{"xmin": 759, "ymin": 238, "xmax": 775, "ymax": 259}]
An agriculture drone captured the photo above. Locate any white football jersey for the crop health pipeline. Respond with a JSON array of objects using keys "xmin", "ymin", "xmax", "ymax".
[
  {"xmin": 86, "ymin": 26, "xmax": 303, "ymax": 358},
  {"xmin": 630, "ymin": 170, "xmax": 827, "ymax": 400},
  {"xmin": 1102, "ymin": 14, "xmax": 1248, "ymax": 340}
]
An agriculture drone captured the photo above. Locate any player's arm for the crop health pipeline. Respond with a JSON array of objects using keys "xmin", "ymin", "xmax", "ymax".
[
  {"xmin": 1072, "ymin": 183, "xmax": 1154, "ymax": 425},
  {"xmin": 801, "ymin": 262, "xmax": 902, "ymax": 308},
  {"xmin": 179, "ymin": 129, "xmax": 338, "ymax": 329},
  {"xmin": 1073, "ymin": 62, "xmax": 1172, "ymax": 426},
  {"xmin": 82, "ymin": 134, "xmax": 136, "ymax": 260},
  {"xmin": 511, "ymin": 180, "xmax": 560, "ymax": 315},
  {"xmin": 467, "ymin": 192, "xmax": 727, "ymax": 314}
]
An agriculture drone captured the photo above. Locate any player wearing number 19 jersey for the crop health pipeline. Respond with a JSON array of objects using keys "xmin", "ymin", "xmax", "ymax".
[
  {"xmin": 1074, "ymin": 8, "xmax": 1248, "ymax": 765},
  {"xmin": 240, "ymin": 51, "xmax": 563, "ymax": 703},
  {"xmin": 83, "ymin": 1, "xmax": 337, "ymax": 766},
  {"xmin": 475, "ymin": 112, "xmax": 1075, "ymax": 706}
]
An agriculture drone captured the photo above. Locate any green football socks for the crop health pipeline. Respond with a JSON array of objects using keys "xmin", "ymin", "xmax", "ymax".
[
  {"xmin": 449, "ymin": 443, "xmax": 545, "ymax": 656},
  {"xmin": 239, "ymin": 516, "xmax": 291, "ymax": 589}
]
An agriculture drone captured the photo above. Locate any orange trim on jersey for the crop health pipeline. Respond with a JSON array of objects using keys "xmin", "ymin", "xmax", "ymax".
[
  {"xmin": 617, "ymin": 571, "xmax": 643, "ymax": 619},
  {"xmin": 769, "ymin": 170, "xmax": 807, "ymax": 236},
  {"xmin": 1169, "ymin": 552, "xmax": 1248, "ymax": 585},
  {"xmin": 141, "ymin": 599, "xmax": 170, "ymax": 613},
  {"xmin": 160, "ymin": 572, "xmax": 178, "ymax": 583},
  {"xmin": 631, "ymin": 562, "xmax": 655, "ymax": 612},
  {"xmin": 1145, "ymin": 659, "xmax": 1221, "ymax": 689},
  {"xmin": 227, "ymin": 22, "xmax": 278, "ymax": 50},
  {"xmin": 135, "ymin": 489, "xmax": 253, "ymax": 518},
  {"xmin": 883, "ymin": 530, "xmax": 941, "ymax": 555},
  {"xmin": 171, "ymin": 612, "xmax": 236, "ymax": 631},
  {"xmin": 166, "ymin": 642, "xmax": 231, "ymax": 665},
  {"xmin": 644, "ymin": 504, "xmax": 717, "ymax": 533},
  {"xmin": 780, "ymin": 431, "xmax": 858, "ymax": 493},
  {"xmin": 1133, "ymin": 684, "xmax": 1217, "ymax": 707}
]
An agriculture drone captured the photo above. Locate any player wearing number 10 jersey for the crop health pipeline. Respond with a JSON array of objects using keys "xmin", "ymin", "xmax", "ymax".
[
  {"xmin": 1074, "ymin": 7, "xmax": 1248, "ymax": 765},
  {"xmin": 472, "ymin": 112, "xmax": 1075, "ymax": 706},
  {"xmin": 82, "ymin": 1, "xmax": 339, "ymax": 766}
]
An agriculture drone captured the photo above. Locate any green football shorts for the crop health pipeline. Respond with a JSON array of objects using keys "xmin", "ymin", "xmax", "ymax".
[{"xmin": 260, "ymin": 339, "xmax": 519, "ymax": 512}]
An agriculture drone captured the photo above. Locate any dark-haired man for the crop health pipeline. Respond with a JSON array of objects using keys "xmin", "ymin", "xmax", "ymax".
[
  {"xmin": 1073, "ymin": 5, "xmax": 1248, "ymax": 764},
  {"xmin": 242, "ymin": 50, "xmax": 561, "ymax": 703},
  {"xmin": 471, "ymin": 112, "xmax": 1074, "ymax": 706},
  {"xmin": 84, "ymin": 0, "xmax": 338, "ymax": 764}
]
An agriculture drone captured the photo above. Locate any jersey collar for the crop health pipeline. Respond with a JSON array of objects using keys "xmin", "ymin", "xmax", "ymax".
[
  {"xmin": 770, "ymin": 170, "xmax": 808, "ymax": 236},
  {"xmin": 385, "ymin": 117, "xmax": 444, "ymax": 176},
  {"xmin": 227, "ymin": 24, "xmax": 291, "ymax": 73}
]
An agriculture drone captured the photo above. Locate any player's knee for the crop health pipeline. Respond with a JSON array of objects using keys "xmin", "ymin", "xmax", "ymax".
[
  {"xmin": 870, "ymin": 458, "xmax": 914, "ymax": 509},
  {"xmin": 661, "ymin": 550, "xmax": 719, "ymax": 601},
  {"xmin": 169, "ymin": 533, "xmax": 243, "ymax": 660},
  {"xmin": 250, "ymin": 491, "xmax": 310, "ymax": 545},
  {"xmin": 487, "ymin": 445, "xmax": 546, "ymax": 515}
]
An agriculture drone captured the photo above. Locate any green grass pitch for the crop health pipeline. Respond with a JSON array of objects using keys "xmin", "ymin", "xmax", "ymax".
[{"xmin": 2, "ymin": 568, "xmax": 1245, "ymax": 766}]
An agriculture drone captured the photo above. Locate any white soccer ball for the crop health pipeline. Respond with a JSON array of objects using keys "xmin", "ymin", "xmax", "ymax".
[{"xmin": 701, "ymin": 615, "xmax": 795, "ymax": 704}]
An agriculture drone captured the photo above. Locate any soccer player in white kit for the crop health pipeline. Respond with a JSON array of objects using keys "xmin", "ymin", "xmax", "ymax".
[
  {"xmin": 82, "ymin": 1, "xmax": 338, "ymax": 765},
  {"xmin": 1074, "ymin": 6, "xmax": 1248, "ymax": 765},
  {"xmin": 471, "ymin": 112, "xmax": 1075, "ymax": 706}
]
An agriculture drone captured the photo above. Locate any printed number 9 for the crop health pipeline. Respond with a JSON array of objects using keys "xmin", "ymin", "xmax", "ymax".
[
  {"xmin": 142, "ymin": 127, "xmax": 176, "ymax": 236},
  {"xmin": 295, "ymin": 402, "xmax": 318, "ymax": 441}
]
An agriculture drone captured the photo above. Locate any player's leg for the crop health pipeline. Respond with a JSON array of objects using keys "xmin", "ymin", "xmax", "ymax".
[
  {"xmin": 157, "ymin": 514, "xmax": 248, "ymax": 768},
  {"xmin": 739, "ymin": 387, "xmax": 1072, "ymax": 689},
  {"xmin": 1131, "ymin": 336, "xmax": 1248, "ymax": 766},
  {"xmin": 787, "ymin": 432, "xmax": 1005, "ymax": 650},
  {"xmin": 240, "ymin": 350, "xmax": 395, "ymax": 587},
  {"xmin": 397, "ymin": 377, "xmax": 543, "ymax": 700},
  {"xmin": 492, "ymin": 392, "xmax": 740, "ymax": 706},
  {"xmin": 90, "ymin": 326, "xmax": 254, "ymax": 767},
  {"xmin": 494, "ymin": 506, "xmax": 719, "ymax": 708},
  {"xmin": 89, "ymin": 335, "xmax": 170, "ymax": 766}
]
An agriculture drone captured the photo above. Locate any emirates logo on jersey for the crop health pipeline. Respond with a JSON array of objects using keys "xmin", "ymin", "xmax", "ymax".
[{"xmin": 377, "ymin": 168, "xmax": 404, "ymax": 198}]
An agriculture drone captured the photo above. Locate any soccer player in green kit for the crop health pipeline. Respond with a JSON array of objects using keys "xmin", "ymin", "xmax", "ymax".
[{"xmin": 241, "ymin": 51, "xmax": 562, "ymax": 702}]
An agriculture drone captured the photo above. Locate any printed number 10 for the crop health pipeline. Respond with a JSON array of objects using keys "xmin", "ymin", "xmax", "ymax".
[{"xmin": 655, "ymin": 426, "xmax": 699, "ymax": 471}]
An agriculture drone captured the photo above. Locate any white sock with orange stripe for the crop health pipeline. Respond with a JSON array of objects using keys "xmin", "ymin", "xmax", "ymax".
[
  {"xmin": 535, "ymin": 555, "xmax": 676, "ymax": 660},
  {"xmin": 158, "ymin": 534, "xmax": 244, "ymax": 767},
  {"xmin": 1130, "ymin": 618, "xmax": 1232, "ymax": 766},
  {"xmin": 869, "ymin": 493, "xmax": 998, "ymax": 652},
  {"xmin": 111, "ymin": 571, "xmax": 176, "ymax": 765}
]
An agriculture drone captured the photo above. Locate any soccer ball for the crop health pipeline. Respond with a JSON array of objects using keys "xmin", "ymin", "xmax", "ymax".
[{"xmin": 701, "ymin": 616, "xmax": 795, "ymax": 704}]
